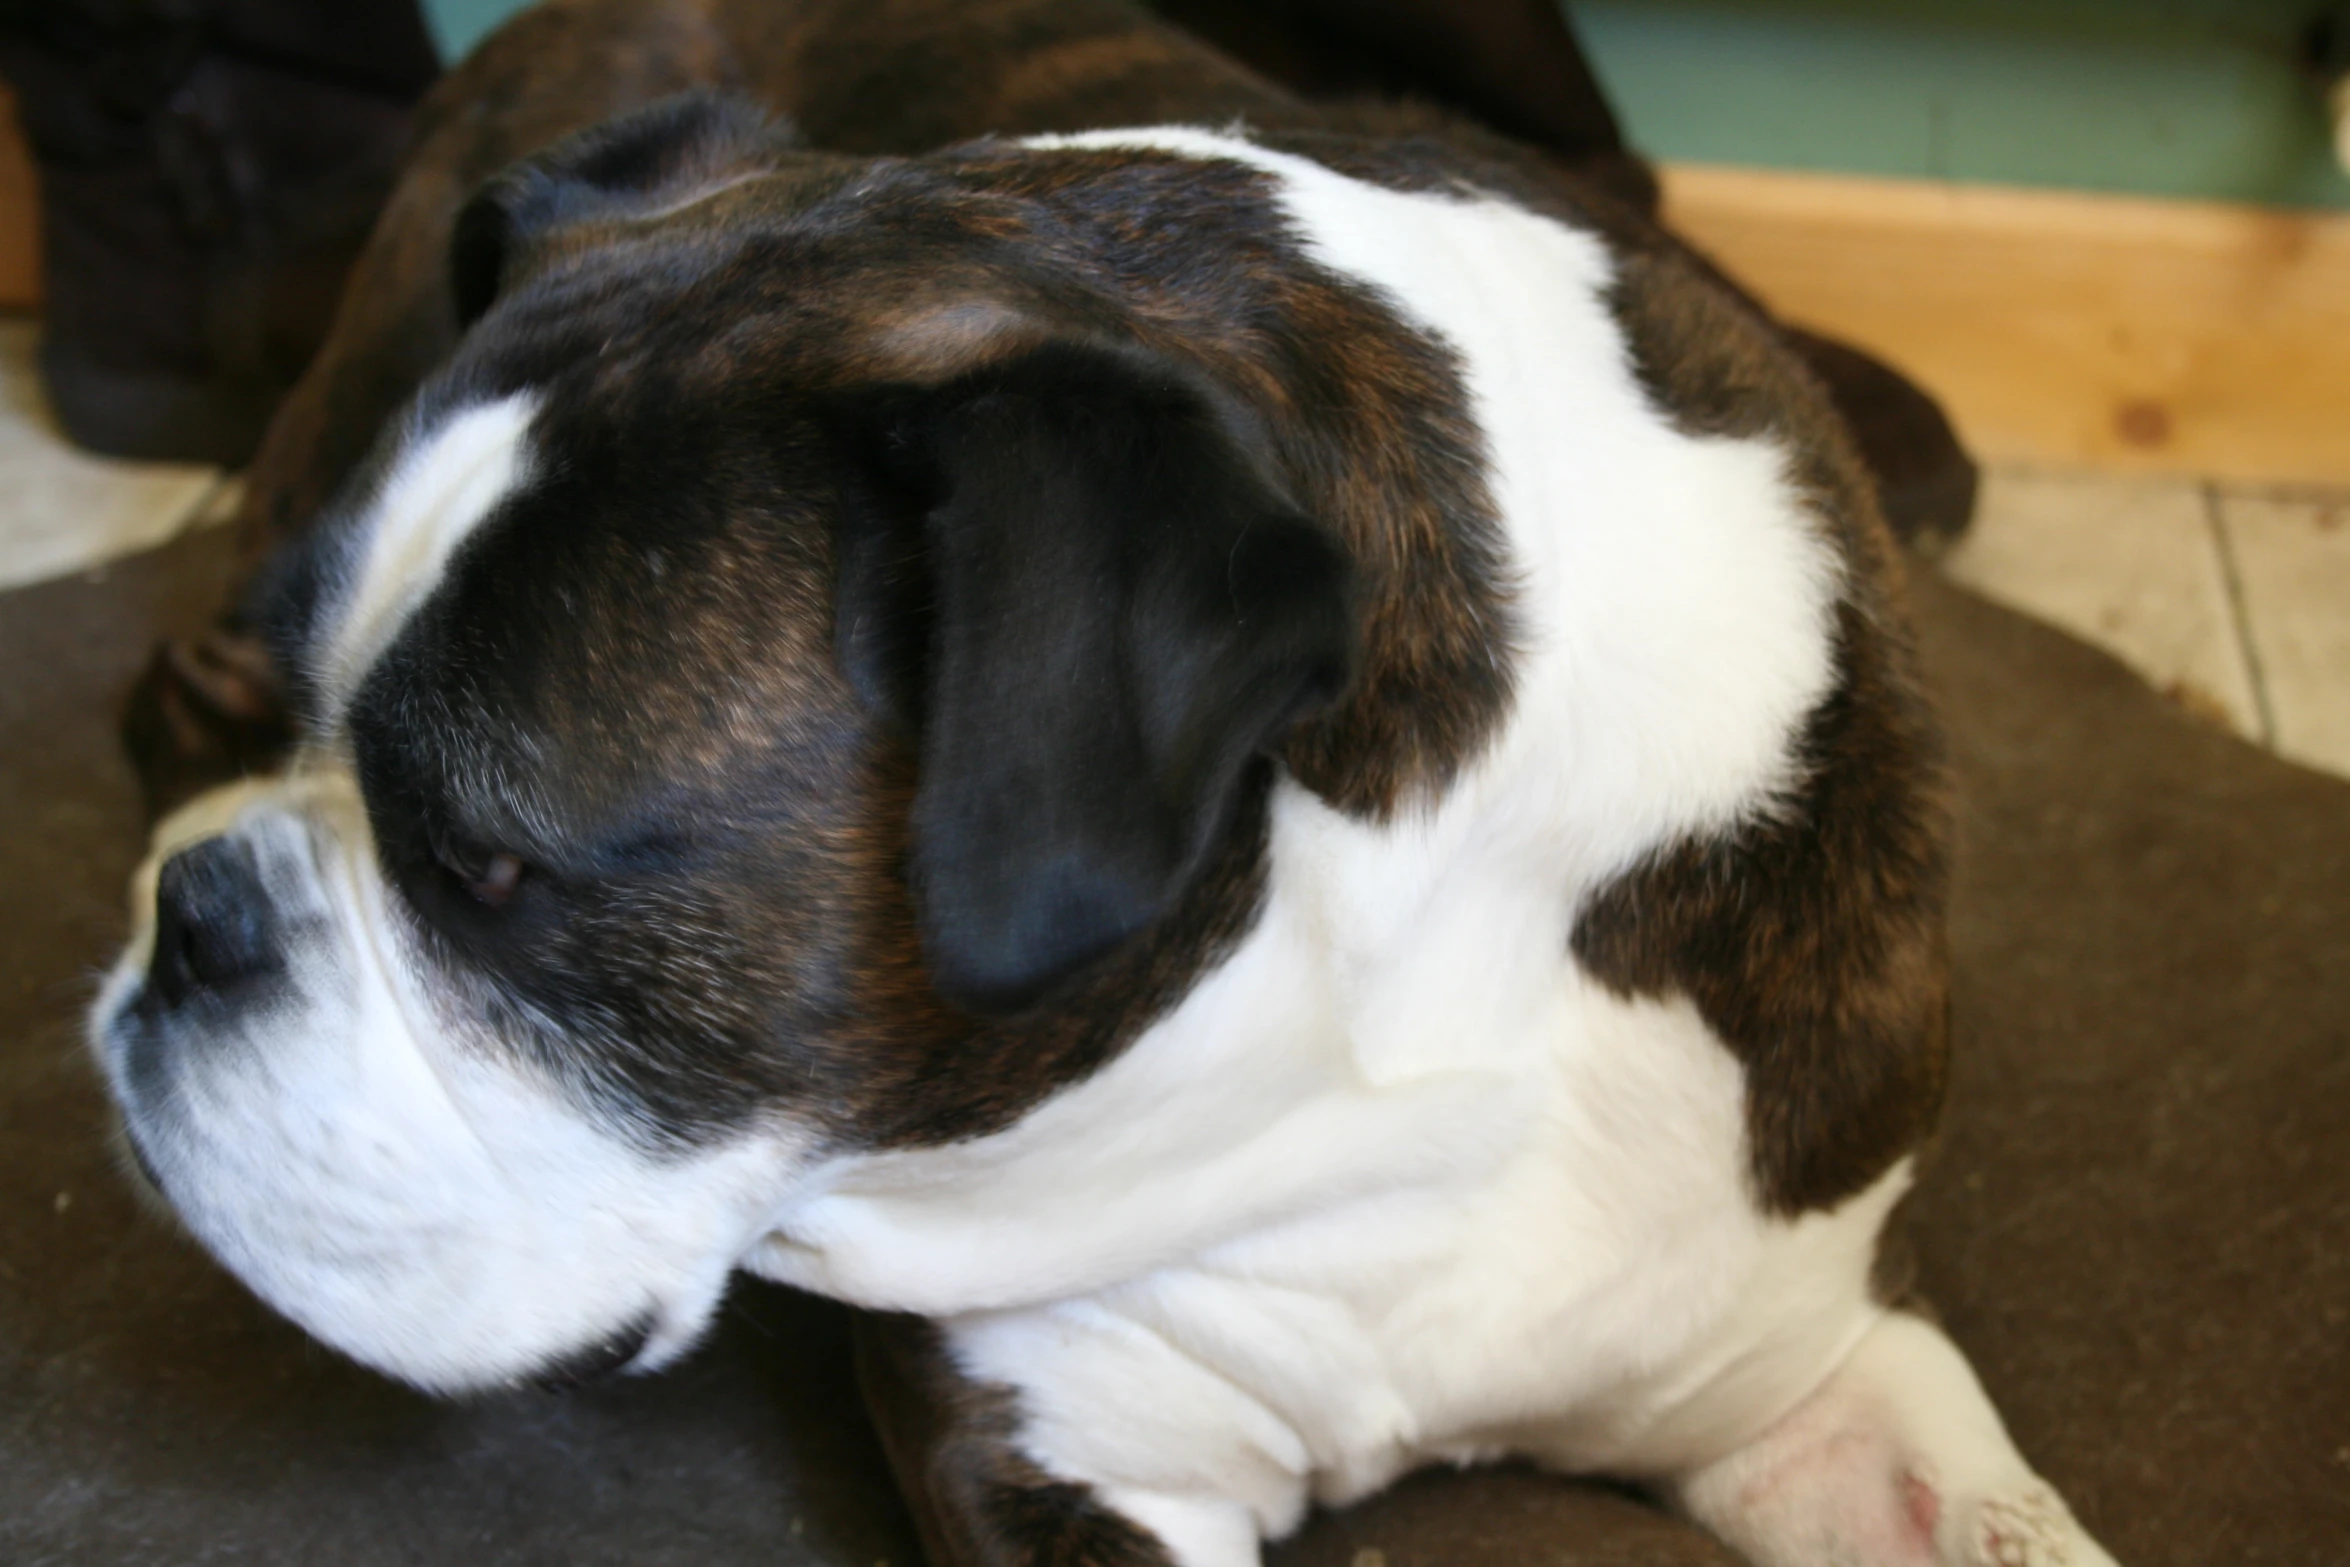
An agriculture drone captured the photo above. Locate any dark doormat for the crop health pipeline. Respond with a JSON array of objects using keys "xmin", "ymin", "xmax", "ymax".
[{"xmin": 2, "ymin": 529, "xmax": 2344, "ymax": 1565}]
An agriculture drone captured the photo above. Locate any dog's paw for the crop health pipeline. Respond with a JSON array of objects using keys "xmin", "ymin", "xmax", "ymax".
[
  {"xmin": 122, "ymin": 626, "xmax": 293, "ymax": 823},
  {"xmin": 1949, "ymin": 1483, "xmax": 2119, "ymax": 1567}
]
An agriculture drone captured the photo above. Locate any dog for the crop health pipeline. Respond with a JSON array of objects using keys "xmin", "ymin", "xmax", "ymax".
[{"xmin": 88, "ymin": 2, "xmax": 2120, "ymax": 1563}]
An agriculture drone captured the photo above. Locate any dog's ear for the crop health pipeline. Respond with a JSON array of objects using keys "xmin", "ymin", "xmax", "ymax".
[
  {"xmin": 451, "ymin": 90, "xmax": 802, "ymax": 327},
  {"xmin": 836, "ymin": 344, "xmax": 1356, "ymax": 1016}
]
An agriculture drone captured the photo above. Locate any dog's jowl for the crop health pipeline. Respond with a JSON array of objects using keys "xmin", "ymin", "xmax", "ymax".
[{"xmin": 90, "ymin": 6, "xmax": 2119, "ymax": 1565}]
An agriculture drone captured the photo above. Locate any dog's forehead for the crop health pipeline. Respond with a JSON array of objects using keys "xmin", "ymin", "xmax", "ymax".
[
  {"xmin": 314, "ymin": 378, "xmax": 856, "ymax": 840},
  {"xmin": 297, "ymin": 138, "xmax": 1285, "ymax": 689}
]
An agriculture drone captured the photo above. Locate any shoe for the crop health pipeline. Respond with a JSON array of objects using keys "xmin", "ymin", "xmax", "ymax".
[{"xmin": 0, "ymin": 0, "xmax": 438, "ymax": 465}]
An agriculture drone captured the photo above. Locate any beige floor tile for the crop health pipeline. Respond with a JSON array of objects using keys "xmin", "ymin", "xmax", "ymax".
[
  {"xmin": 2217, "ymin": 489, "xmax": 2350, "ymax": 779},
  {"xmin": 0, "ymin": 318, "xmax": 224, "ymax": 593},
  {"xmin": 1939, "ymin": 466, "xmax": 2260, "ymax": 738}
]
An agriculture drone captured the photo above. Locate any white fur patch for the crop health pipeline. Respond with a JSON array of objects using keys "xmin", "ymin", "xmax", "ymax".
[
  {"xmin": 1027, "ymin": 128, "xmax": 1842, "ymax": 849},
  {"xmin": 743, "ymin": 129, "xmax": 1873, "ymax": 1560},
  {"xmin": 319, "ymin": 392, "xmax": 539, "ymax": 713}
]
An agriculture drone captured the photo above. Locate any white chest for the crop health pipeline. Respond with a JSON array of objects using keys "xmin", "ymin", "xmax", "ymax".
[{"xmin": 752, "ymin": 831, "xmax": 1899, "ymax": 1520}]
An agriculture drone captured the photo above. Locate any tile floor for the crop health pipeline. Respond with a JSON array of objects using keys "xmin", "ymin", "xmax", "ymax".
[
  {"xmin": 1941, "ymin": 467, "xmax": 2350, "ymax": 779},
  {"xmin": 0, "ymin": 318, "xmax": 2343, "ymax": 781}
]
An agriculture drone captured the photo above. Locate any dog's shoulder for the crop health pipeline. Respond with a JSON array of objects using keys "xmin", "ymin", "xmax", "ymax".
[
  {"xmin": 990, "ymin": 122, "xmax": 1950, "ymax": 1217},
  {"xmin": 1574, "ymin": 216, "xmax": 1951, "ymax": 1217}
]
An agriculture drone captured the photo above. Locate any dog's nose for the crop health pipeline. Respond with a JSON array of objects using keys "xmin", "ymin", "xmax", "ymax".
[{"xmin": 149, "ymin": 836, "xmax": 283, "ymax": 1008}]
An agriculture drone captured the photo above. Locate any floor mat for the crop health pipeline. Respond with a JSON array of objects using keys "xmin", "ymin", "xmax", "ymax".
[{"xmin": 1, "ymin": 531, "xmax": 2343, "ymax": 1565}]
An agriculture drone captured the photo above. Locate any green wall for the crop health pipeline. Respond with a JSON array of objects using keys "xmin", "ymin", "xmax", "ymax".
[
  {"xmin": 419, "ymin": 0, "xmax": 2350, "ymax": 211},
  {"xmin": 1572, "ymin": 0, "xmax": 2350, "ymax": 210},
  {"xmin": 419, "ymin": 0, "xmax": 522, "ymax": 64}
]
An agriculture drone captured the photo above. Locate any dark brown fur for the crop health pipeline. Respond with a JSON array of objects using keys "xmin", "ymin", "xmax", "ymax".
[{"xmin": 1572, "ymin": 246, "xmax": 1952, "ymax": 1216}]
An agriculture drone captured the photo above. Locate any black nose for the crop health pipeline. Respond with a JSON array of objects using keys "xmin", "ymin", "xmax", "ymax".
[{"xmin": 148, "ymin": 837, "xmax": 283, "ymax": 1009}]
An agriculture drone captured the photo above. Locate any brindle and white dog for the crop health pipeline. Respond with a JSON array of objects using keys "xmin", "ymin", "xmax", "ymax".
[{"xmin": 90, "ymin": 2, "xmax": 2119, "ymax": 1563}]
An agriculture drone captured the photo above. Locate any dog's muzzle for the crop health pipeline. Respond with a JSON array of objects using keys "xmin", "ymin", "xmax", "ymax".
[
  {"xmin": 101, "ymin": 778, "xmax": 340, "ymax": 1137},
  {"xmin": 88, "ymin": 774, "xmax": 805, "ymax": 1396}
]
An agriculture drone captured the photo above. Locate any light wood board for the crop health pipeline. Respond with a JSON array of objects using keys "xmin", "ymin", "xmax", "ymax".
[{"xmin": 1662, "ymin": 162, "xmax": 2350, "ymax": 488}]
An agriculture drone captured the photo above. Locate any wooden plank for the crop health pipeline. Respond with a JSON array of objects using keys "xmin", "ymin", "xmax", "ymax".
[
  {"xmin": 1660, "ymin": 163, "xmax": 2350, "ymax": 488},
  {"xmin": 0, "ymin": 83, "xmax": 38, "ymax": 310}
]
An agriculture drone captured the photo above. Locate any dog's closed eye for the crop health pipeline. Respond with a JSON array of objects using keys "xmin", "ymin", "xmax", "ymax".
[{"xmin": 430, "ymin": 825, "xmax": 525, "ymax": 909}]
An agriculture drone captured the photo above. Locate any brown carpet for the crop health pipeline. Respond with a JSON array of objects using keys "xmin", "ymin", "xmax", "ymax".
[{"xmin": 2, "ymin": 527, "xmax": 2344, "ymax": 1564}]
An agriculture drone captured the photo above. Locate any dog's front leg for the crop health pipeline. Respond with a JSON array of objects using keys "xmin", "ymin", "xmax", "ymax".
[
  {"xmin": 855, "ymin": 1312, "xmax": 1262, "ymax": 1567},
  {"xmin": 1671, "ymin": 1312, "xmax": 2119, "ymax": 1567}
]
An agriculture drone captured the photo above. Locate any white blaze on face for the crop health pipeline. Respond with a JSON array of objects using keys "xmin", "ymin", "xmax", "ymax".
[{"xmin": 320, "ymin": 392, "xmax": 541, "ymax": 715}]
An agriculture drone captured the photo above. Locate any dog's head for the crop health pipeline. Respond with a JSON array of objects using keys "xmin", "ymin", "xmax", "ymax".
[{"xmin": 89, "ymin": 95, "xmax": 1357, "ymax": 1393}]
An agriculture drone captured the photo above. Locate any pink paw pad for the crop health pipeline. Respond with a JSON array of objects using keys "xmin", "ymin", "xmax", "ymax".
[{"xmin": 1967, "ymin": 1488, "xmax": 2093, "ymax": 1567}]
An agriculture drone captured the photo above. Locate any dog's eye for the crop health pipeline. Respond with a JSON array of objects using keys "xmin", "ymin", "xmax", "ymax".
[{"xmin": 430, "ymin": 827, "xmax": 526, "ymax": 910}]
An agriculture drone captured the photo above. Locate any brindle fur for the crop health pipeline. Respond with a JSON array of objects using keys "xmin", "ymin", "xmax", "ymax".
[
  {"xmin": 1574, "ymin": 247, "xmax": 1951, "ymax": 1216},
  {"xmin": 233, "ymin": 0, "xmax": 1313, "ymax": 573}
]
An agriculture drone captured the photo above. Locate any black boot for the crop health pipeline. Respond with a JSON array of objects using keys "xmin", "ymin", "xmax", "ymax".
[{"xmin": 0, "ymin": 0, "xmax": 439, "ymax": 465}]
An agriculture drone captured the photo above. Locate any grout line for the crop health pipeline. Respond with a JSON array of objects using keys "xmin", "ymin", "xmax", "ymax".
[{"xmin": 2204, "ymin": 482, "xmax": 2277, "ymax": 751}]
